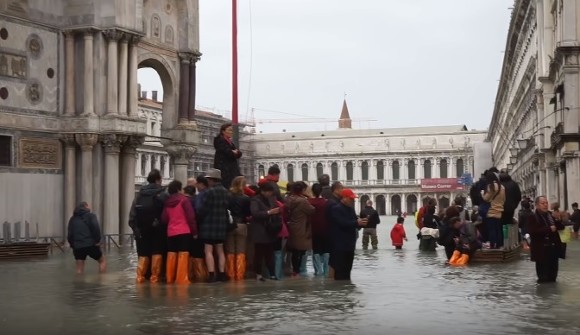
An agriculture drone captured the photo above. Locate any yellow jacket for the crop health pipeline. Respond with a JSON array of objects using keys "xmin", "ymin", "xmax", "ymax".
[{"xmin": 483, "ymin": 183, "xmax": 505, "ymax": 219}]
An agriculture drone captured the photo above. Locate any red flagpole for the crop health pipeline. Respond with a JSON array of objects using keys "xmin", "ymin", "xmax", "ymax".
[{"xmin": 232, "ymin": 0, "xmax": 239, "ymax": 147}]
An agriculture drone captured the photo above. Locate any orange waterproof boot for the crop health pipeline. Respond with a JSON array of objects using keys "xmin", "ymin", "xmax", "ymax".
[
  {"xmin": 136, "ymin": 256, "xmax": 150, "ymax": 283},
  {"xmin": 226, "ymin": 254, "xmax": 236, "ymax": 280},
  {"xmin": 166, "ymin": 252, "xmax": 178, "ymax": 284},
  {"xmin": 176, "ymin": 252, "xmax": 191, "ymax": 284},
  {"xmin": 188, "ymin": 256, "xmax": 195, "ymax": 280},
  {"xmin": 456, "ymin": 253, "xmax": 470, "ymax": 266},
  {"xmin": 449, "ymin": 250, "xmax": 461, "ymax": 265},
  {"xmin": 150, "ymin": 254, "xmax": 163, "ymax": 283},
  {"xmin": 234, "ymin": 253, "xmax": 247, "ymax": 281}
]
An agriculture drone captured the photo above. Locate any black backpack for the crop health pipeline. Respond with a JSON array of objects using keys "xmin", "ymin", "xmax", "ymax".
[{"xmin": 135, "ymin": 189, "xmax": 165, "ymax": 229}]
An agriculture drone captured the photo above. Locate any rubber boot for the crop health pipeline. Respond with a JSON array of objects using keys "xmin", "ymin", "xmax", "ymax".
[
  {"xmin": 274, "ymin": 250, "xmax": 284, "ymax": 279},
  {"xmin": 136, "ymin": 256, "xmax": 150, "ymax": 283},
  {"xmin": 449, "ymin": 250, "xmax": 461, "ymax": 265},
  {"xmin": 322, "ymin": 253, "xmax": 330, "ymax": 277},
  {"xmin": 150, "ymin": 254, "xmax": 163, "ymax": 283},
  {"xmin": 312, "ymin": 253, "xmax": 323, "ymax": 276},
  {"xmin": 235, "ymin": 253, "xmax": 246, "ymax": 281},
  {"xmin": 456, "ymin": 253, "xmax": 470, "ymax": 266},
  {"xmin": 226, "ymin": 254, "xmax": 236, "ymax": 280},
  {"xmin": 166, "ymin": 252, "xmax": 178, "ymax": 284},
  {"xmin": 176, "ymin": 252, "xmax": 191, "ymax": 284},
  {"xmin": 192, "ymin": 258, "xmax": 208, "ymax": 282}
]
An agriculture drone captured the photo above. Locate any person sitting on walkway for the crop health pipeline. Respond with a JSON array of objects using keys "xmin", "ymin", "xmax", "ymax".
[
  {"xmin": 67, "ymin": 201, "xmax": 106, "ymax": 275},
  {"xmin": 448, "ymin": 216, "xmax": 481, "ymax": 266}
]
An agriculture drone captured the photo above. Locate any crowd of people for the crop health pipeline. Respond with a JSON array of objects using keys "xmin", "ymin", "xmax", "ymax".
[{"xmin": 64, "ymin": 123, "xmax": 579, "ymax": 284}]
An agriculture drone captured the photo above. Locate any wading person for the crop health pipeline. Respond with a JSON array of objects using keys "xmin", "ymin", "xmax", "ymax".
[
  {"xmin": 198, "ymin": 169, "xmax": 230, "ymax": 282},
  {"xmin": 419, "ymin": 198, "xmax": 439, "ymax": 251},
  {"xmin": 285, "ymin": 182, "xmax": 315, "ymax": 277},
  {"xmin": 226, "ymin": 176, "xmax": 251, "ymax": 281},
  {"xmin": 184, "ymin": 185, "xmax": 208, "ymax": 282},
  {"xmin": 128, "ymin": 169, "xmax": 167, "ymax": 283},
  {"xmin": 390, "ymin": 216, "xmax": 407, "ymax": 250},
  {"xmin": 360, "ymin": 200, "xmax": 380, "ymax": 250},
  {"xmin": 161, "ymin": 180, "xmax": 197, "ymax": 284},
  {"xmin": 67, "ymin": 201, "xmax": 106, "ymax": 274},
  {"xmin": 527, "ymin": 196, "xmax": 565, "ymax": 284},
  {"xmin": 213, "ymin": 123, "xmax": 242, "ymax": 190},
  {"xmin": 250, "ymin": 182, "xmax": 281, "ymax": 281},
  {"xmin": 570, "ymin": 202, "xmax": 580, "ymax": 239},
  {"xmin": 329, "ymin": 189, "xmax": 368, "ymax": 280},
  {"xmin": 309, "ymin": 183, "xmax": 330, "ymax": 277}
]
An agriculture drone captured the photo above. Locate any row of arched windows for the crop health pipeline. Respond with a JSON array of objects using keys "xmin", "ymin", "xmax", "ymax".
[{"xmin": 258, "ymin": 159, "xmax": 465, "ymax": 182}]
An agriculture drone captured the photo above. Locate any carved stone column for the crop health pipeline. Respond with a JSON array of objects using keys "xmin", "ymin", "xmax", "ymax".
[
  {"xmin": 64, "ymin": 31, "xmax": 75, "ymax": 116},
  {"xmin": 188, "ymin": 52, "xmax": 202, "ymax": 121},
  {"xmin": 83, "ymin": 31, "xmax": 95, "ymax": 116},
  {"xmin": 163, "ymin": 155, "xmax": 171, "ymax": 179},
  {"xmin": 101, "ymin": 134, "xmax": 127, "ymax": 238},
  {"xmin": 104, "ymin": 30, "xmax": 121, "ymax": 115},
  {"xmin": 178, "ymin": 53, "xmax": 191, "ymax": 123},
  {"xmin": 61, "ymin": 134, "xmax": 77, "ymax": 242},
  {"xmin": 75, "ymin": 134, "xmax": 99, "ymax": 204},
  {"xmin": 128, "ymin": 35, "xmax": 141, "ymax": 117},
  {"xmin": 166, "ymin": 144, "xmax": 196, "ymax": 183},
  {"xmin": 120, "ymin": 136, "xmax": 144, "ymax": 238},
  {"xmin": 118, "ymin": 34, "xmax": 129, "ymax": 116},
  {"xmin": 135, "ymin": 151, "xmax": 142, "ymax": 177}
]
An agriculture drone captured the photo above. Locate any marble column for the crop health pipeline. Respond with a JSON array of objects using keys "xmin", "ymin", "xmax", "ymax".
[
  {"xmin": 75, "ymin": 134, "xmax": 99, "ymax": 204},
  {"xmin": 178, "ymin": 53, "xmax": 191, "ymax": 123},
  {"xmin": 155, "ymin": 154, "xmax": 161, "ymax": 171},
  {"xmin": 105, "ymin": 30, "xmax": 120, "ymax": 115},
  {"xmin": 309, "ymin": 162, "xmax": 317, "ymax": 183},
  {"xmin": 102, "ymin": 134, "xmax": 125, "ymax": 238},
  {"xmin": 385, "ymin": 194, "xmax": 392, "ymax": 216},
  {"xmin": 83, "ymin": 31, "xmax": 95, "ymax": 116},
  {"xmin": 64, "ymin": 31, "xmax": 75, "ymax": 116},
  {"xmin": 61, "ymin": 135, "xmax": 76, "ymax": 242},
  {"xmin": 135, "ymin": 151, "xmax": 142, "ymax": 177},
  {"xmin": 369, "ymin": 160, "xmax": 377, "ymax": 183},
  {"xmin": 118, "ymin": 35, "xmax": 129, "ymax": 116},
  {"xmin": 120, "ymin": 136, "xmax": 143, "ymax": 238},
  {"xmin": 163, "ymin": 156, "xmax": 171, "ymax": 179},
  {"xmin": 128, "ymin": 36, "xmax": 140, "ymax": 117},
  {"xmin": 188, "ymin": 53, "xmax": 201, "ymax": 121},
  {"xmin": 167, "ymin": 144, "xmax": 196, "ymax": 183}
]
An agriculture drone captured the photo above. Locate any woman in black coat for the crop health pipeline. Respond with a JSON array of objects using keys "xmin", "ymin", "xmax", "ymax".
[{"xmin": 213, "ymin": 123, "xmax": 242, "ymax": 189}]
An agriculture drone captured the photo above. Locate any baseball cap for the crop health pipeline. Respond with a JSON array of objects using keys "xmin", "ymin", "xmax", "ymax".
[{"xmin": 340, "ymin": 188, "xmax": 357, "ymax": 199}]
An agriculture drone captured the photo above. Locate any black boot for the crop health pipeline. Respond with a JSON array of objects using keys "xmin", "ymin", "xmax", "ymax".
[
  {"xmin": 206, "ymin": 272, "xmax": 216, "ymax": 283},
  {"xmin": 217, "ymin": 272, "xmax": 228, "ymax": 282}
]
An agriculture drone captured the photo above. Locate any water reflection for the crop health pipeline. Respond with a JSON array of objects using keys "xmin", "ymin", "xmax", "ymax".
[{"xmin": 1, "ymin": 217, "xmax": 580, "ymax": 334}]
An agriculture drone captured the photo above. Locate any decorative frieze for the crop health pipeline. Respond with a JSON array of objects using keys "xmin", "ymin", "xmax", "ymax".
[
  {"xmin": 101, "ymin": 134, "xmax": 127, "ymax": 154},
  {"xmin": 18, "ymin": 137, "xmax": 61, "ymax": 169}
]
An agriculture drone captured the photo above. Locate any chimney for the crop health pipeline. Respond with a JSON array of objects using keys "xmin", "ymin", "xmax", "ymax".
[
  {"xmin": 152, "ymin": 90, "xmax": 158, "ymax": 101},
  {"xmin": 141, "ymin": 91, "xmax": 147, "ymax": 99}
]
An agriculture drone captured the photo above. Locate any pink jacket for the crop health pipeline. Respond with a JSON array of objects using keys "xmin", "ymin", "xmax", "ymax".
[{"xmin": 161, "ymin": 193, "xmax": 197, "ymax": 237}]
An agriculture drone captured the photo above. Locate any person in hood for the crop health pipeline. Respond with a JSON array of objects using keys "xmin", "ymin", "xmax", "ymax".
[
  {"xmin": 67, "ymin": 201, "xmax": 106, "ymax": 274},
  {"xmin": 161, "ymin": 180, "xmax": 197, "ymax": 284},
  {"xmin": 390, "ymin": 216, "xmax": 408, "ymax": 249},
  {"xmin": 213, "ymin": 123, "xmax": 242, "ymax": 190},
  {"xmin": 258, "ymin": 165, "xmax": 282, "ymax": 201},
  {"xmin": 128, "ymin": 169, "xmax": 168, "ymax": 283}
]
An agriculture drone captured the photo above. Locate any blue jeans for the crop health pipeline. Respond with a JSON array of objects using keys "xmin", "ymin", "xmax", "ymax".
[{"xmin": 485, "ymin": 217, "xmax": 503, "ymax": 248}]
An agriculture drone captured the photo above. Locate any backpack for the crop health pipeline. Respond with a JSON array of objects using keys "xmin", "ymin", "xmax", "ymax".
[{"xmin": 135, "ymin": 188, "xmax": 165, "ymax": 229}]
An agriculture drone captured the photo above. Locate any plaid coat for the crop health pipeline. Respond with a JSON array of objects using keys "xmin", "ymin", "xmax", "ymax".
[{"xmin": 198, "ymin": 183, "xmax": 231, "ymax": 241}]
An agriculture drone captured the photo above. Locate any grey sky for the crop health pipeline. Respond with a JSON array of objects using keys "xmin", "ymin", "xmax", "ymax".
[{"xmin": 138, "ymin": 0, "xmax": 511, "ymax": 133}]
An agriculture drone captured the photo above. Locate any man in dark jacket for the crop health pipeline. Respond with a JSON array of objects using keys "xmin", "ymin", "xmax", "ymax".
[
  {"xmin": 500, "ymin": 171, "xmax": 522, "ymax": 226},
  {"xmin": 329, "ymin": 189, "xmax": 368, "ymax": 280},
  {"xmin": 259, "ymin": 165, "xmax": 283, "ymax": 202},
  {"xmin": 128, "ymin": 169, "xmax": 168, "ymax": 283},
  {"xmin": 67, "ymin": 201, "xmax": 105, "ymax": 274},
  {"xmin": 360, "ymin": 200, "xmax": 380, "ymax": 250},
  {"xmin": 319, "ymin": 174, "xmax": 333, "ymax": 199}
]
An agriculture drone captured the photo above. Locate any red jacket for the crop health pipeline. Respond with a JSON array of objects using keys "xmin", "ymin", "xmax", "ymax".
[
  {"xmin": 390, "ymin": 223, "xmax": 407, "ymax": 247},
  {"xmin": 416, "ymin": 206, "xmax": 427, "ymax": 229},
  {"xmin": 161, "ymin": 193, "xmax": 197, "ymax": 237}
]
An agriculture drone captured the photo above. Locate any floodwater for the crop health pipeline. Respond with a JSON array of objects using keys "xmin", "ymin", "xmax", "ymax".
[{"xmin": 1, "ymin": 216, "xmax": 580, "ymax": 335}]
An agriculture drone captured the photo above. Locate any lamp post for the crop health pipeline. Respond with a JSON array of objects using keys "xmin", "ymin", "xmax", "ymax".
[
  {"xmin": 509, "ymin": 147, "xmax": 519, "ymax": 157},
  {"xmin": 509, "ymin": 156, "xmax": 517, "ymax": 165},
  {"xmin": 231, "ymin": 0, "xmax": 239, "ymax": 147},
  {"xmin": 517, "ymin": 138, "xmax": 528, "ymax": 150}
]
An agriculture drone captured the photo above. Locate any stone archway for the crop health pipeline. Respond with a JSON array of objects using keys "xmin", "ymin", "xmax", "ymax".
[
  {"xmin": 390, "ymin": 194, "xmax": 401, "ymax": 215},
  {"xmin": 376, "ymin": 195, "xmax": 386, "ymax": 215},
  {"xmin": 138, "ymin": 55, "xmax": 178, "ymax": 129},
  {"xmin": 406, "ymin": 194, "xmax": 418, "ymax": 214}
]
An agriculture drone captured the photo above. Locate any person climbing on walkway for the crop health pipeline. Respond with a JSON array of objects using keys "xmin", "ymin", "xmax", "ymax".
[
  {"xmin": 67, "ymin": 201, "xmax": 106, "ymax": 275},
  {"xmin": 360, "ymin": 200, "xmax": 380, "ymax": 250}
]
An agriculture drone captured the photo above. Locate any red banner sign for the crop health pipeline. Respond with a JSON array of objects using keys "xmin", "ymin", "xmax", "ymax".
[{"xmin": 420, "ymin": 178, "xmax": 464, "ymax": 192}]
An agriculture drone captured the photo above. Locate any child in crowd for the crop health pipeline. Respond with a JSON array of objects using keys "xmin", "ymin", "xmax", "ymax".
[{"xmin": 390, "ymin": 217, "xmax": 407, "ymax": 249}]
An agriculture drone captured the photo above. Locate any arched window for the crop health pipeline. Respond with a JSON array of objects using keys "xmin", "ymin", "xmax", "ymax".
[
  {"xmin": 346, "ymin": 161, "xmax": 354, "ymax": 181},
  {"xmin": 408, "ymin": 160, "xmax": 416, "ymax": 180},
  {"xmin": 361, "ymin": 161, "xmax": 369, "ymax": 180},
  {"xmin": 287, "ymin": 164, "xmax": 294, "ymax": 183},
  {"xmin": 302, "ymin": 163, "xmax": 309, "ymax": 181},
  {"xmin": 331, "ymin": 162, "xmax": 338, "ymax": 181},
  {"xmin": 316, "ymin": 163, "xmax": 324, "ymax": 179},
  {"xmin": 258, "ymin": 164, "xmax": 265, "ymax": 178},
  {"xmin": 377, "ymin": 160, "xmax": 384, "ymax": 181},
  {"xmin": 424, "ymin": 159, "xmax": 432, "ymax": 179},
  {"xmin": 440, "ymin": 159, "xmax": 448, "ymax": 178},
  {"xmin": 392, "ymin": 160, "xmax": 400, "ymax": 181},
  {"xmin": 456, "ymin": 158, "xmax": 464, "ymax": 177},
  {"xmin": 150, "ymin": 155, "xmax": 157, "ymax": 172}
]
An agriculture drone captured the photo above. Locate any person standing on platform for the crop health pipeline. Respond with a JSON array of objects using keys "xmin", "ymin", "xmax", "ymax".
[
  {"xmin": 360, "ymin": 200, "xmax": 380, "ymax": 250},
  {"xmin": 482, "ymin": 171, "xmax": 505, "ymax": 249},
  {"xmin": 527, "ymin": 196, "xmax": 565, "ymax": 284},
  {"xmin": 213, "ymin": 123, "xmax": 242, "ymax": 190},
  {"xmin": 226, "ymin": 176, "xmax": 251, "ymax": 281},
  {"xmin": 67, "ymin": 201, "xmax": 106, "ymax": 275},
  {"xmin": 329, "ymin": 189, "xmax": 368, "ymax": 280},
  {"xmin": 128, "ymin": 169, "xmax": 167, "ymax": 283},
  {"xmin": 250, "ymin": 182, "xmax": 281, "ymax": 281}
]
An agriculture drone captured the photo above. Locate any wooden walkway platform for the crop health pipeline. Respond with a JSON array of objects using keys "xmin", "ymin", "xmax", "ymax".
[
  {"xmin": 0, "ymin": 242, "xmax": 51, "ymax": 260},
  {"xmin": 471, "ymin": 245, "xmax": 523, "ymax": 263}
]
